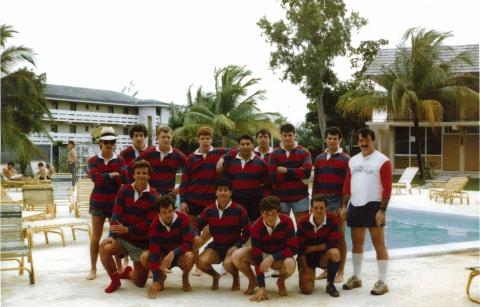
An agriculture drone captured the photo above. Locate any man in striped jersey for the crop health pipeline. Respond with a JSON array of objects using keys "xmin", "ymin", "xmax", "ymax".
[
  {"xmin": 87, "ymin": 127, "xmax": 129, "ymax": 280},
  {"xmin": 120, "ymin": 124, "xmax": 149, "ymax": 178},
  {"xmin": 232, "ymin": 196, "xmax": 297, "ymax": 302},
  {"xmin": 313, "ymin": 126, "xmax": 350, "ymax": 282},
  {"xmin": 137, "ymin": 125, "xmax": 185, "ymax": 196},
  {"xmin": 194, "ymin": 178, "xmax": 250, "ymax": 291},
  {"xmin": 254, "ymin": 129, "xmax": 273, "ymax": 163},
  {"xmin": 99, "ymin": 160, "xmax": 159, "ymax": 293},
  {"xmin": 340, "ymin": 128, "xmax": 392, "ymax": 296},
  {"xmin": 297, "ymin": 194, "xmax": 341, "ymax": 297},
  {"xmin": 222, "ymin": 135, "xmax": 268, "ymax": 223},
  {"xmin": 141, "ymin": 195, "xmax": 194, "ymax": 298},
  {"xmin": 269, "ymin": 123, "xmax": 312, "ymax": 225}
]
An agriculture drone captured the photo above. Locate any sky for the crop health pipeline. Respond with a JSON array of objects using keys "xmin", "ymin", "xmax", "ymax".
[{"xmin": 1, "ymin": 0, "xmax": 479, "ymax": 124}]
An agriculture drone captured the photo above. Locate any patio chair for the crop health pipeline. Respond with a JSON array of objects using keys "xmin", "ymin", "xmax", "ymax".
[
  {"xmin": 74, "ymin": 179, "xmax": 93, "ymax": 217},
  {"xmin": 24, "ymin": 218, "xmax": 91, "ymax": 247},
  {"xmin": 0, "ymin": 202, "xmax": 35, "ymax": 284},
  {"xmin": 466, "ymin": 266, "xmax": 479, "ymax": 304},
  {"xmin": 22, "ymin": 184, "xmax": 56, "ymax": 218},
  {"xmin": 50, "ymin": 173, "xmax": 74, "ymax": 213},
  {"xmin": 392, "ymin": 167, "xmax": 420, "ymax": 194},
  {"xmin": 428, "ymin": 177, "xmax": 470, "ymax": 205}
]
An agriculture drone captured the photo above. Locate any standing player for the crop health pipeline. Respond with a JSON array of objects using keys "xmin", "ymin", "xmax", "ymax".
[
  {"xmin": 313, "ymin": 126, "xmax": 349, "ymax": 282},
  {"xmin": 222, "ymin": 135, "xmax": 268, "ymax": 223},
  {"xmin": 297, "ymin": 194, "xmax": 341, "ymax": 297},
  {"xmin": 99, "ymin": 160, "xmax": 159, "ymax": 293},
  {"xmin": 232, "ymin": 196, "xmax": 297, "ymax": 301},
  {"xmin": 254, "ymin": 129, "xmax": 273, "ymax": 163},
  {"xmin": 194, "ymin": 178, "xmax": 250, "ymax": 291},
  {"xmin": 120, "ymin": 124, "xmax": 149, "ymax": 178},
  {"xmin": 87, "ymin": 127, "xmax": 129, "ymax": 280},
  {"xmin": 269, "ymin": 123, "xmax": 312, "ymax": 225},
  {"xmin": 138, "ymin": 125, "xmax": 185, "ymax": 196},
  {"xmin": 142, "ymin": 195, "xmax": 194, "ymax": 298},
  {"xmin": 340, "ymin": 128, "xmax": 392, "ymax": 296}
]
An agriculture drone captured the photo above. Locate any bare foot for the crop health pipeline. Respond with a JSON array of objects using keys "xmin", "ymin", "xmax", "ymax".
[
  {"xmin": 316, "ymin": 270, "xmax": 327, "ymax": 280},
  {"xmin": 277, "ymin": 278, "xmax": 288, "ymax": 296},
  {"xmin": 210, "ymin": 273, "xmax": 220, "ymax": 290},
  {"xmin": 244, "ymin": 280, "xmax": 257, "ymax": 295},
  {"xmin": 86, "ymin": 269, "xmax": 96, "ymax": 280},
  {"xmin": 231, "ymin": 274, "xmax": 240, "ymax": 291},
  {"xmin": 182, "ymin": 275, "xmax": 192, "ymax": 292},
  {"xmin": 334, "ymin": 272, "xmax": 344, "ymax": 283},
  {"xmin": 158, "ymin": 282, "xmax": 165, "ymax": 291}
]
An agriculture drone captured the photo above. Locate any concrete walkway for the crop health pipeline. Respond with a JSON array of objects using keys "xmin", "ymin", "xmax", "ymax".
[{"xmin": 1, "ymin": 189, "xmax": 479, "ymax": 306}]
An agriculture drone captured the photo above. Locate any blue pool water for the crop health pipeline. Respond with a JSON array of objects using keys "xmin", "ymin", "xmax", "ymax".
[{"xmin": 345, "ymin": 207, "xmax": 480, "ymax": 251}]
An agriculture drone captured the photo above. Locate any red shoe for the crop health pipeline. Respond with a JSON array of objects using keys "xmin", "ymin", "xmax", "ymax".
[
  {"xmin": 118, "ymin": 266, "xmax": 132, "ymax": 279},
  {"xmin": 105, "ymin": 273, "xmax": 121, "ymax": 293}
]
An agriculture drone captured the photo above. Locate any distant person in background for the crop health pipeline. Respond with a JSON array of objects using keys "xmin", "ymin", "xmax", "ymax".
[
  {"xmin": 46, "ymin": 163, "xmax": 55, "ymax": 180},
  {"xmin": 67, "ymin": 140, "xmax": 78, "ymax": 186},
  {"xmin": 2, "ymin": 161, "xmax": 23, "ymax": 180},
  {"xmin": 37, "ymin": 162, "xmax": 47, "ymax": 180}
]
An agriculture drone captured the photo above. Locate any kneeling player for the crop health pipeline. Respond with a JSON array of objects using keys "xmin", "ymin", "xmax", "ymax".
[
  {"xmin": 141, "ymin": 195, "xmax": 194, "ymax": 298},
  {"xmin": 297, "ymin": 194, "xmax": 341, "ymax": 297},
  {"xmin": 99, "ymin": 160, "xmax": 158, "ymax": 293},
  {"xmin": 232, "ymin": 196, "xmax": 298, "ymax": 302},
  {"xmin": 194, "ymin": 177, "xmax": 250, "ymax": 291}
]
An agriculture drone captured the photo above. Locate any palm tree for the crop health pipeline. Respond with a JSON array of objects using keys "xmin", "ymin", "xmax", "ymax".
[
  {"xmin": 174, "ymin": 65, "xmax": 280, "ymax": 147},
  {"xmin": 338, "ymin": 28, "xmax": 479, "ymax": 179},
  {"xmin": 1, "ymin": 24, "xmax": 50, "ymax": 173}
]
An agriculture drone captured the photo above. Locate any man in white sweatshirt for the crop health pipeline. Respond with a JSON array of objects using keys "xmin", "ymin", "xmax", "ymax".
[{"xmin": 340, "ymin": 127, "xmax": 392, "ymax": 296}]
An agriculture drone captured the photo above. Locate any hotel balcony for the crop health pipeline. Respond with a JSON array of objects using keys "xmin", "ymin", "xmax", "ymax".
[
  {"xmin": 29, "ymin": 132, "xmax": 131, "ymax": 147},
  {"xmin": 43, "ymin": 109, "xmax": 139, "ymax": 125}
]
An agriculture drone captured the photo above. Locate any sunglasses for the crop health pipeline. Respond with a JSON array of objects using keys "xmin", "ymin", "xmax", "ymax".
[{"xmin": 102, "ymin": 140, "xmax": 116, "ymax": 145}]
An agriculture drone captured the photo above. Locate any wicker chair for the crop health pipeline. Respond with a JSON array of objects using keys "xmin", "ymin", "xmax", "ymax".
[
  {"xmin": 0, "ymin": 202, "xmax": 35, "ymax": 284},
  {"xmin": 22, "ymin": 184, "xmax": 56, "ymax": 218},
  {"xmin": 428, "ymin": 177, "xmax": 470, "ymax": 205}
]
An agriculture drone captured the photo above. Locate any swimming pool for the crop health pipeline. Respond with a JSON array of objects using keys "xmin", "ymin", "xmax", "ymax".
[{"xmin": 345, "ymin": 207, "xmax": 480, "ymax": 251}]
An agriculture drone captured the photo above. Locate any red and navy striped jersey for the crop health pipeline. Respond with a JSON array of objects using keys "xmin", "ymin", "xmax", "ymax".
[
  {"xmin": 88, "ymin": 154, "xmax": 129, "ymax": 214},
  {"xmin": 120, "ymin": 145, "xmax": 150, "ymax": 181},
  {"xmin": 222, "ymin": 154, "xmax": 268, "ymax": 199},
  {"xmin": 268, "ymin": 145, "xmax": 312, "ymax": 202},
  {"xmin": 148, "ymin": 211, "xmax": 193, "ymax": 282},
  {"xmin": 109, "ymin": 184, "xmax": 159, "ymax": 248},
  {"xmin": 195, "ymin": 202, "xmax": 250, "ymax": 248},
  {"xmin": 296, "ymin": 213, "xmax": 341, "ymax": 257},
  {"xmin": 254, "ymin": 147, "xmax": 273, "ymax": 164},
  {"xmin": 179, "ymin": 148, "xmax": 228, "ymax": 211},
  {"xmin": 313, "ymin": 151, "xmax": 350, "ymax": 196},
  {"xmin": 137, "ymin": 146, "xmax": 186, "ymax": 195},
  {"xmin": 250, "ymin": 214, "xmax": 298, "ymax": 287}
]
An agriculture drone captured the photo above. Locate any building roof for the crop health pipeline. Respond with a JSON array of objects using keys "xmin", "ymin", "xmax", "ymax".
[
  {"xmin": 44, "ymin": 84, "xmax": 171, "ymax": 107},
  {"xmin": 365, "ymin": 44, "xmax": 479, "ymax": 76}
]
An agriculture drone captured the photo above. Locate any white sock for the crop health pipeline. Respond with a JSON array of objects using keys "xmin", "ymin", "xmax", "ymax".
[
  {"xmin": 378, "ymin": 260, "xmax": 388, "ymax": 283},
  {"xmin": 352, "ymin": 253, "xmax": 363, "ymax": 278}
]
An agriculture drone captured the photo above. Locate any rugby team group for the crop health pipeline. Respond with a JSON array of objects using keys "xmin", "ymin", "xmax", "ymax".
[{"xmin": 81, "ymin": 122, "xmax": 392, "ymax": 301}]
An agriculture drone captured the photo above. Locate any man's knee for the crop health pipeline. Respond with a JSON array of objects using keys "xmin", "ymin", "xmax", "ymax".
[
  {"xmin": 327, "ymin": 248, "xmax": 340, "ymax": 261},
  {"xmin": 140, "ymin": 251, "xmax": 149, "ymax": 268},
  {"xmin": 283, "ymin": 258, "xmax": 296, "ymax": 277}
]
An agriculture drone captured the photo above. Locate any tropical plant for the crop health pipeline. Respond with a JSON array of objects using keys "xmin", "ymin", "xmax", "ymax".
[
  {"xmin": 1, "ymin": 24, "xmax": 50, "ymax": 173},
  {"xmin": 174, "ymin": 65, "xmax": 281, "ymax": 148},
  {"xmin": 338, "ymin": 28, "xmax": 479, "ymax": 179}
]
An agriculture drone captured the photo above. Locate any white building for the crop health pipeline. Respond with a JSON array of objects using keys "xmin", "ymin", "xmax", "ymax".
[{"xmin": 27, "ymin": 84, "xmax": 173, "ymax": 176}]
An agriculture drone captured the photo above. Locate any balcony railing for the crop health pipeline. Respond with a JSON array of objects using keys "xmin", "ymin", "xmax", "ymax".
[
  {"xmin": 29, "ymin": 132, "xmax": 131, "ymax": 148},
  {"xmin": 44, "ymin": 109, "xmax": 139, "ymax": 125}
]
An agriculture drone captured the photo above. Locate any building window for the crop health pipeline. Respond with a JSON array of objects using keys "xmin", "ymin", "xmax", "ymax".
[
  {"xmin": 156, "ymin": 107, "xmax": 161, "ymax": 116},
  {"xmin": 51, "ymin": 101, "xmax": 58, "ymax": 109},
  {"xmin": 410, "ymin": 127, "xmax": 425, "ymax": 155},
  {"xmin": 426, "ymin": 128, "xmax": 441, "ymax": 155},
  {"xmin": 85, "ymin": 126, "xmax": 89, "ymax": 132},
  {"xmin": 96, "ymin": 105, "xmax": 100, "ymax": 111},
  {"xmin": 69, "ymin": 125, "xmax": 76, "ymax": 134},
  {"xmin": 395, "ymin": 127, "xmax": 409, "ymax": 154},
  {"xmin": 85, "ymin": 104, "xmax": 89, "ymax": 110},
  {"xmin": 108, "ymin": 106, "xmax": 114, "ymax": 113},
  {"xmin": 123, "ymin": 127, "xmax": 129, "ymax": 135},
  {"xmin": 123, "ymin": 107, "xmax": 129, "ymax": 115},
  {"xmin": 50, "ymin": 125, "xmax": 58, "ymax": 133},
  {"xmin": 70, "ymin": 103, "xmax": 76, "ymax": 111},
  {"xmin": 464, "ymin": 127, "xmax": 479, "ymax": 135}
]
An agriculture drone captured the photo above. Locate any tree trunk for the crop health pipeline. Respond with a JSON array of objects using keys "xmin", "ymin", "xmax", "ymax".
[
  {"xmin": 411, "ymin": 110, "xmax": 425, "ymax": 179},
  {"xmin": 315, "ymin": 93, "xmax": 327, "ymax": 143}
]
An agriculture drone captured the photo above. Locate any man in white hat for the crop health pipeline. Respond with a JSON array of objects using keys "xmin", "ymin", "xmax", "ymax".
[{"xmin": 87, "ymin": 126, "xmax": 129, "ymax": 280}]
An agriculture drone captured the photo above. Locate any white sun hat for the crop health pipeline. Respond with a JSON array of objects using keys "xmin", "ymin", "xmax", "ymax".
[{"xmin": 99, "ymin": 126, "xmax": 117, "ymax": 141}]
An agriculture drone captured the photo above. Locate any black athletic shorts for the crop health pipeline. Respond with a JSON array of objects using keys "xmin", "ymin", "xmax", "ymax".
[
  {"xmin": 347, "ymin": 201, "xmax": 385, "ymax": 227},
  {"xmin": 206, "ymin": 242, "xmax": 233, "ymax": 263},
  {"xmin": 297, "ymin": 251, "xmax": 326, "ymax": 269}
]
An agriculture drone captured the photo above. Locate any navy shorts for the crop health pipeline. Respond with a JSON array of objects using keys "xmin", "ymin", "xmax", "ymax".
[
  {"xmin": 89, "ymin": 207, "xmax": 112, "ymax": 219},
  {"xmin": 347, "ymin": 201, "xmax": 385, "ymax": 228},
  {"xmin": 206, "ymin": 242, "xmax": 233, "ymax": 263},
  {"xmin": 298, "ymin": 251, "xmax": 326, "ymax": 269}
]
